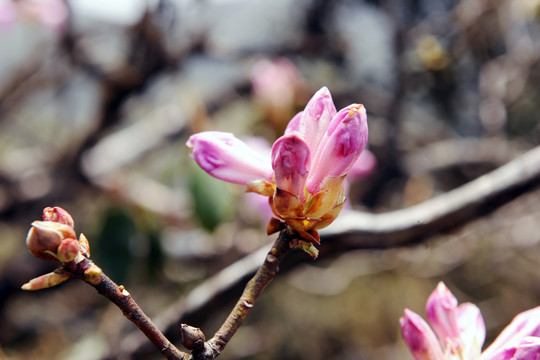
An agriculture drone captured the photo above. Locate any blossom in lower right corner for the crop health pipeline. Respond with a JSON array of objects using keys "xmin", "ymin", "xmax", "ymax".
[{"xmin": 400, "ymin": 282, "xmax": 540, "ymax": 360}]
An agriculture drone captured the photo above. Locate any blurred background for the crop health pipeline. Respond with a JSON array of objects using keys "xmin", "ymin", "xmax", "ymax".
[{"xmin": 1, "ymin": 0, "xmax": 540, "ymax": 359}]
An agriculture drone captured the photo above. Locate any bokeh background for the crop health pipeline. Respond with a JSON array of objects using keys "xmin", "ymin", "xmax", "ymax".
[{"xmin": 1, "ymin": 0, "xmax": 540, "ymax": 359}]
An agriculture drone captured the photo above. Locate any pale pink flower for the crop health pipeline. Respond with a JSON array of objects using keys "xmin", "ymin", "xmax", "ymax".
[
  {"xmin": 187, "ymin": 87, "xmax": 368, "ymax": 243},
  {"xmin": 251, "ymin": 58, "xmax": 302, "ymax": 112},
  {"xmin": 401, "ymin": 282, "xmax": 540, "ymax": 360}
]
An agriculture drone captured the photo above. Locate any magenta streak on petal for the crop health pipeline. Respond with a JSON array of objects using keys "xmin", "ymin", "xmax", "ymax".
[
  {"xmin": 306, "ymin": 105, "xmax": 367, "ymax": 195},
  {"xmin": 481, "ymin": 307, "xmax": 540, "ymax": 360},
  {"xmin": 187, "ymin": 131, "xmax": 273, "ymax": 185}
]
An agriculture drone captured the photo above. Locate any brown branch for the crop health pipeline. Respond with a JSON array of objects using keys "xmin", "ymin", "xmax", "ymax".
[
  {"xmin": 63, "ymin": 258, "xmax": 189, "ymax": 360},
  {"xmin": 201, "ymin": 229, "xmax": 292, "ymax": 357}
]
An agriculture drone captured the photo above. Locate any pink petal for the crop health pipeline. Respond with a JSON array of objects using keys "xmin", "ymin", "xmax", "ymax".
[
  {"xmin": 284, "ymin": 111, "xmax": 303, "ymax": 135},
  {"xmin": 187, "ymin": 131, "xmax": 273, "ymax": 185},
  {"xmin": 288, "ymin": 87, "xmax": 337, "ymax": 157},
  {"xmin": 306, "ymin": 104, "xmax": 368, "ymax": 194},
  {"xmin": 488, "ymin": 337, "xmax": 540, "ymax": 360},
  {"xmin": 347, "ymin": 149, "xmax": 377, "ymax": 180},
  {"xmin": 482, "ymin": 307, "xmax": 540, "ymax": 360},
  {"xmin": 426, "ymin": 282, "xmax": 461, "ymax": 345},
  {"xmin": 457, "ymin": 302, "xmax": 486, "ymax": 359},
  {"xmin": 400, "ymin": 309, "xmax": 445, "ymax": 360},
  {"xmin": 271, "ymin": 134, "xmax": 310, "ymax": 199},
  {"xmin": 512, "ymin": 337, "xmax": 540, "ymax": 360}
]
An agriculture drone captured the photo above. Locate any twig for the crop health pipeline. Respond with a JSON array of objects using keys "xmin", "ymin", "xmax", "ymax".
[
  {"xmin": 200, "ymin": 229, "xmax": 292, "ymax": 357},
  {"xmin": 63, "ymin": 257, "xmax": 189, "ymax": 360}
]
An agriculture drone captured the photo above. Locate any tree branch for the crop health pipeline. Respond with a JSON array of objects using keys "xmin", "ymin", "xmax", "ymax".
[
  {"xmin": 200, "ymin": 229, "xmax": 292, "ymax": 357},
  {"xmin": 63, "ymin": 258, "xmax": 189, "ymax": 360}
]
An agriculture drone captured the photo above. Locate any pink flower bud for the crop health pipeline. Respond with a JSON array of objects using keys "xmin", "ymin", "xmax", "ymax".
[
  {"xmin": 43, "ymin": 206, "xmax": 74, "ymax": 227},
  {"xmin": 400, "ymin": 309, "xmax": 444, "ymax": 360},
  {"xmin": 271, "ymin": 134, "xmax": 310, "ymax": 199},
  {"xmin": 26, "ymin": 221, "xmax": 77, "ymax": 261},
  {"xmin": 187, "ymin": 131, "xmax": 273, "ymax": 185},
  {"xmin": 186, "ymin": 87, "xmax": 370, "ymax": 240},
  {"xmin": 306, "ymin": 104, "xmax": 368, "ymax": 195},
  {"xmin": 285, "ymin": 87, "xmax": 337, "ymax": 158},
  {"xmin": 425, "ymin": 282, "xmax": 460, "ymax": 344}
]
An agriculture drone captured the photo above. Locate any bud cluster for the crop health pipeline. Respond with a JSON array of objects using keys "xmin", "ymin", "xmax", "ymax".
[{"xmin": 23, "ymin": 207, "xmax": 92, "ymax": 290}]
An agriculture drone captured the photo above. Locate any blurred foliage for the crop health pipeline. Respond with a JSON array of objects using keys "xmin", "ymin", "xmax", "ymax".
[{"xmin": 189, "ymin": 165, "xmax": 235, "ymax": 232}]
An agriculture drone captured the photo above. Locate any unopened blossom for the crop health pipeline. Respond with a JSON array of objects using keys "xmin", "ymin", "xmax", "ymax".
[
  {"xmin": 25, "ymin": 207, "xmax": 88, "ymax": 263},
  {"xmin": 23, "ymin": 207, "xmax": 93, "ymax": 290},
  {"xmin": 187, "ymin": 87, "xmax": 368, "ymax": 243},
  {"xmin": 251, "ymin": 58, "xmax": 304, "ymax": 128},
  {"xmin": 26, "ymin": 221, "xmax": 77, "ymax": 261},
  {"xmin": 400, "ymin": 282, "xmax": 540, "ymax": 360}
]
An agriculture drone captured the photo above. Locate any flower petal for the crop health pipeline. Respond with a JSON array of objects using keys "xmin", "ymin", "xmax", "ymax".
[
  {"xmin": 306, "ymin": 104, "xmax": 368, "ymax": 195},
  {"xmin": 400, "ymin": 308, "xmax": 445, "ymax": 360},
  {"xmin": 187, "ymin": 131, "xmax": 273, "ymax": 185},
  {"xmin": 488, "ymin": 337, "xmax": 540, "ymax": 360},
  {"xmin": 288, "ymin": 87, "xmax": 337, "ymax": 157},
  {"xmin": 481, "ymin": 307, "xmax": 540, "ymax": 360},
  {"xmin": 426, "ymin": 282, "xmax": 461, "ymax": 345},
  {"xmin": 348, "ymin": 149, "xmax": 377, "ymax": 180},
  {"xmin": 271, "ymin": 134, "xmax": 310, "ymax": 198},
  {"xmin": 457, "ymin": 302, "xmax": 486, "ymax": 359},
  {"xmin": 284, "ymin": 111, "xmax": 303, "ymax": 135}
]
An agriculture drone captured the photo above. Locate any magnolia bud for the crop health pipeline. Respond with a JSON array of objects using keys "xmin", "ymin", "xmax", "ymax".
[
  {"xmin": 26, "ymin": 221, "xmax": 77, "ymax": 261},
  {"xmin": 43, "ymin": 206, "xmax": 74, "ymax": 227},
  {"xmin": 181, "ymin": 324, "xmax": 205, "ymax": 351}
]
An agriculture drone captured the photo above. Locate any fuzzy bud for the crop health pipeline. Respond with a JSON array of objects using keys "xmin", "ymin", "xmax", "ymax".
[{"xmin": 26, "ymin": 221, "xmax": 77, "ymax": 261}]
